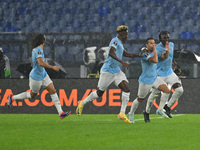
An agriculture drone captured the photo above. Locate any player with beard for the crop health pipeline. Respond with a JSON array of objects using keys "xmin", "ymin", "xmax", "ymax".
[
  {"xmin": 144, "ymin": 31, "xmax": 184, "ymax": 122},
  {"xmin": 128, "ymin": 38, "xmax": 170, "ymax": 123}
]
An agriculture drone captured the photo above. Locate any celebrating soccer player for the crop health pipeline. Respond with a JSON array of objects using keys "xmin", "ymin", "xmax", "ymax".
[
  {"xmin": 144, "ymin": 31, "xmax": 184, "ymax": 120},
  {"xmin": 7, "ymin": 34, "xmax": 71, "ymax": 119},
  {"xmin": 76, "ymin": 25, "xmax": 142, "ymax": 123},
  {"xmin": 128, "ymin": 38, "xmax": 170, "ymax": 123}
]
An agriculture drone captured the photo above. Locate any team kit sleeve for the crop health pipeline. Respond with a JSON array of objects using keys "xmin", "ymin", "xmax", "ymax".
[
  {"xmin": 110, "ymin": 39, "xmax": 118, "ymax": 49},
  {"xmin": 35, "ymin": 48, "xmax": 43, "ymax": 59},
  {"xmin": 142, "ymin": 52, "xmax": 152, "ymax": 61}
]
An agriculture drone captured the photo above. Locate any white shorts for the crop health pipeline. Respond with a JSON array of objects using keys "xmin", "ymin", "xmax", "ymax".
[
  {"xmin": 159, "ymin": 72, "xmax": 182, "ymax": 87},
  {"xmin": 97, "ymin": 71, "xmax": 128, "ymax": 91},
  {"xmin": 29, "ymin": 74, "xmax": 53, "ymax": 93},
  {"xmin": 138, "ymin": 77, "xmax": 166, "ymax": 99}
]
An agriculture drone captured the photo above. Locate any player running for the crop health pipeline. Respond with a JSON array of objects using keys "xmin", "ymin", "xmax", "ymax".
[
  {"xmin": 76, "ymin": 25, "xmax": 142, "ymax": 123},
  {"xmin": 144, "ymin": 31, "xmax": 184, "ymax": 120},
  {"xmin": 7, "ymin": 34, "xmax": 71, "ymax": 119},
  {"xmin": 128, "ymin": 38, "xmax": 170, "ymax": 123}
]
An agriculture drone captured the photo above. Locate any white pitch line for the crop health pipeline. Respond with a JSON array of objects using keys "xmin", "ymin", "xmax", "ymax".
[
  {"xmin": 134, "ymin": 114, "xmax": 185, "ymax": 122},
  {"xmin": 69, "ymin": 114, "xmax": 185, "ymax": 122}
]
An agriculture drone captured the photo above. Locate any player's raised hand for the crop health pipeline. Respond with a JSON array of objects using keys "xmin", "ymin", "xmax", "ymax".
[
  {"xmin": 153, "ymin": 44, "xmax": 157, "ymax": 52},
  {"xmin": 164, "ymin": 41, "xmax": 169, "ymax": 51},
  {"xmin": 52, "ymin": 66, "xmax": 59, "ymax": 72},
  {"xmin": 139, "ymin": 47, "xmax": 148, "ymax": 56},
  {"xmin": 122, "ymin": 61, "xmax": 130, "ymax": 69}
]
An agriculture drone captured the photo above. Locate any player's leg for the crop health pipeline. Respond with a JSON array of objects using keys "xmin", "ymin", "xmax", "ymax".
[
  {"xmin": 44, "ymin": 75, "xmax": 71, "ymax": 119},
  {"xmin": 156, "ymin": 78, "xmax": 170, "ymax": 118},
  {"xmin": 143, "ymin": 88, "xmax": 160, "ymax": 123},
  {"xmin": 168, "ymin": 83, "xmax": 183, "ymax": 107},
  {"xmin": 145, "ymin": 75, "xmax": 167, "ymax": 116},
  {"xmin": 76, "ymin": 88, "xmax": 104, "ymax": 116},
  {"xmin": 166, "ymin": 73, "xmax": 183, "ymax": 107},
  {"xmin": 116, "ymin": 71, "xmax": 130, "ymax": 114},
  {"xmin": 76, "ymin": 71, "xmax": 114, "ymax": 116},
  {"xmin": 117, "ymin": 81, "xmax": 132, "ymax": 123},
  {"xmin": 81, "ymin": 89, "xmax": 103, "ymax": 106},
  {"xmin": 163, "ymin": 83, "xmax": 183, "ymax": 118},
  {"xmin": 114, "ymin": 71, "xmax": 132, "ymax": 123},
  {"xmin": 157, "ymin": 84, "xmax": 170, "ymax": 110},
  {"xmin": 7, "ymin": 92, "xmax": 33, "ymax": 107},
  {"xmin": 83, "ymin": 71, "xmax": 114, "ymax": 105},
  {"xmin": 7, "ymin": 77, "xmax": 39, "ymax": 107},
  {"xmin": 118, "ymin": 84, "xmax": 130, "ymax": 114},
  {"xmin": 164, "ymin": 73, "xmax": 183, "ymax": 117},
  {"xmin": 145, "ymin": 88, "xmax": 160, "ymax": 114},
  {"xmin": 137, "ymin": 84, "xmax": 153, "ymax": 123},
  {"xmin": 128, "ymin": 83, "xmax": 150, "ymax": 123},
  {"xmin": 45, "ymin": 83, "xmax": 62, "ymax": 114},
  {"xmin": 128, "ymin": 97, "xmax": 142, "ymax": 123},
  {"xmin": 45, "ymin": 82, "xmax": 71, "ymax": 119}
]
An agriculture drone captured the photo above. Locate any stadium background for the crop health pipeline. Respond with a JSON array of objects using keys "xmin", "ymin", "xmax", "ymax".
[{"xmin": 0, "ymin": 0, "xmax": 200, "ymax": 113}]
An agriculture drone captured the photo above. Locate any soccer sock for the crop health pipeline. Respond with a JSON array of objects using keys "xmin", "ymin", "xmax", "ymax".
[
  {"xmin": 50, "ymin": 93, "xmax": 63, "ymax": 115},
  {"xmin": 158, "ymin": 93, "xmax": 170, "ymax": 111},
  {"xmin": 167, "ymin": 87, "xmax": 183, "ymax": 107},
  {"xmin": 129, "ymin": 98, "xmax": 140, "ymax": 116},
  {"xmin": 82, "ymin": 91, "xmax": 99, "ymax": 106},
  {"xmin": 12, "ymin": 92, "xmax": 31, "ymax": 100},
  {"xmin": 146, "ymin": 92, "xmax": 158, "ymax": 113},
  {"xmin": 120, "ymin": 92, "xmax": 130, "ymax": 114}
]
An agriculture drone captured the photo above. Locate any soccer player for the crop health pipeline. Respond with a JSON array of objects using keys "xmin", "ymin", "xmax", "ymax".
[
  {"xmin": 76, "ymin": 25, "xmax": 142, "ymax": 123},
  {"xmin": 7, "ymin": 34, "xmax": 71, "ymax": 119},
  {"xmin": 128, "ymin": 38, "xmax": 170, "ymax": 123},
  {"xmin": 144, "ymin": 31, "xmax": 184, "ymax": 120}
]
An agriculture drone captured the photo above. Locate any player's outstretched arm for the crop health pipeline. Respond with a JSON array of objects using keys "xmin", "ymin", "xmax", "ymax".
[
  {"xmin": 109, "ymin": 47, "xmax": 130, "ymax": 69},
  {"xmin": 37, "ymin": 58, "xmax": 59, "ymax": 72},
  {"xmin": 123, "ymin": 50, "xmax": 142, "ymax": 58}
]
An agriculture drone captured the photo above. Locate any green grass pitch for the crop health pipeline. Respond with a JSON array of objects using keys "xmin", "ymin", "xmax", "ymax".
[{"xmin": 0, "ymin": 114, "xmax": 199, "ymax": 150}]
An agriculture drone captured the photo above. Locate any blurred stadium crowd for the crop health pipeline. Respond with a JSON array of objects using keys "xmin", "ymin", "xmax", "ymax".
[
  {"xmin": 0, "ymin": 0, "xmax": 200, "ymax": 38},
  {"xmin": 0, "ymin": 0, "xmax": 200, "ymax": 78}
]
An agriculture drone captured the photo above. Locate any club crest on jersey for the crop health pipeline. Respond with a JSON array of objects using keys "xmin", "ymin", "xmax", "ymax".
[
  {"xmin": 113, "ymin": 42, "xmax": 117, "ymax": 46},
  {"xmin": 38, "ymin": 51, "xmax": 41, "ymax": 55}
]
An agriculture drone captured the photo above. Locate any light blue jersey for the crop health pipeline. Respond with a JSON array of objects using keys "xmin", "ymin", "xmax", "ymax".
[
  {"xmin": 101, "ymin": 37, "xmax": 124, "ymax": 73},
  {"xmin": 139, "ymin": 52, "xmax": 157, "ymax": 84},
  {"xmin": 156, "ymin": 42, "xmax": 174, "ymax": 77},
  {"xmin": 29, "ymin": 47, "xmax": 47, "ymax": 81}
]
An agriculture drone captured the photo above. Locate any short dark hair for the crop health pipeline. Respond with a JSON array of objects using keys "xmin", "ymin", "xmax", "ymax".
[
  {"xmin": 31, "ymin": 34, "xmax": 46, "ymax": 49},
  {"xmin": 159, "ymin": 31, "xmax": 170, "ymax": 41},
  {"xmin": 146, "ymin": 37, "xmax": 154, "ymax": 44}
]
